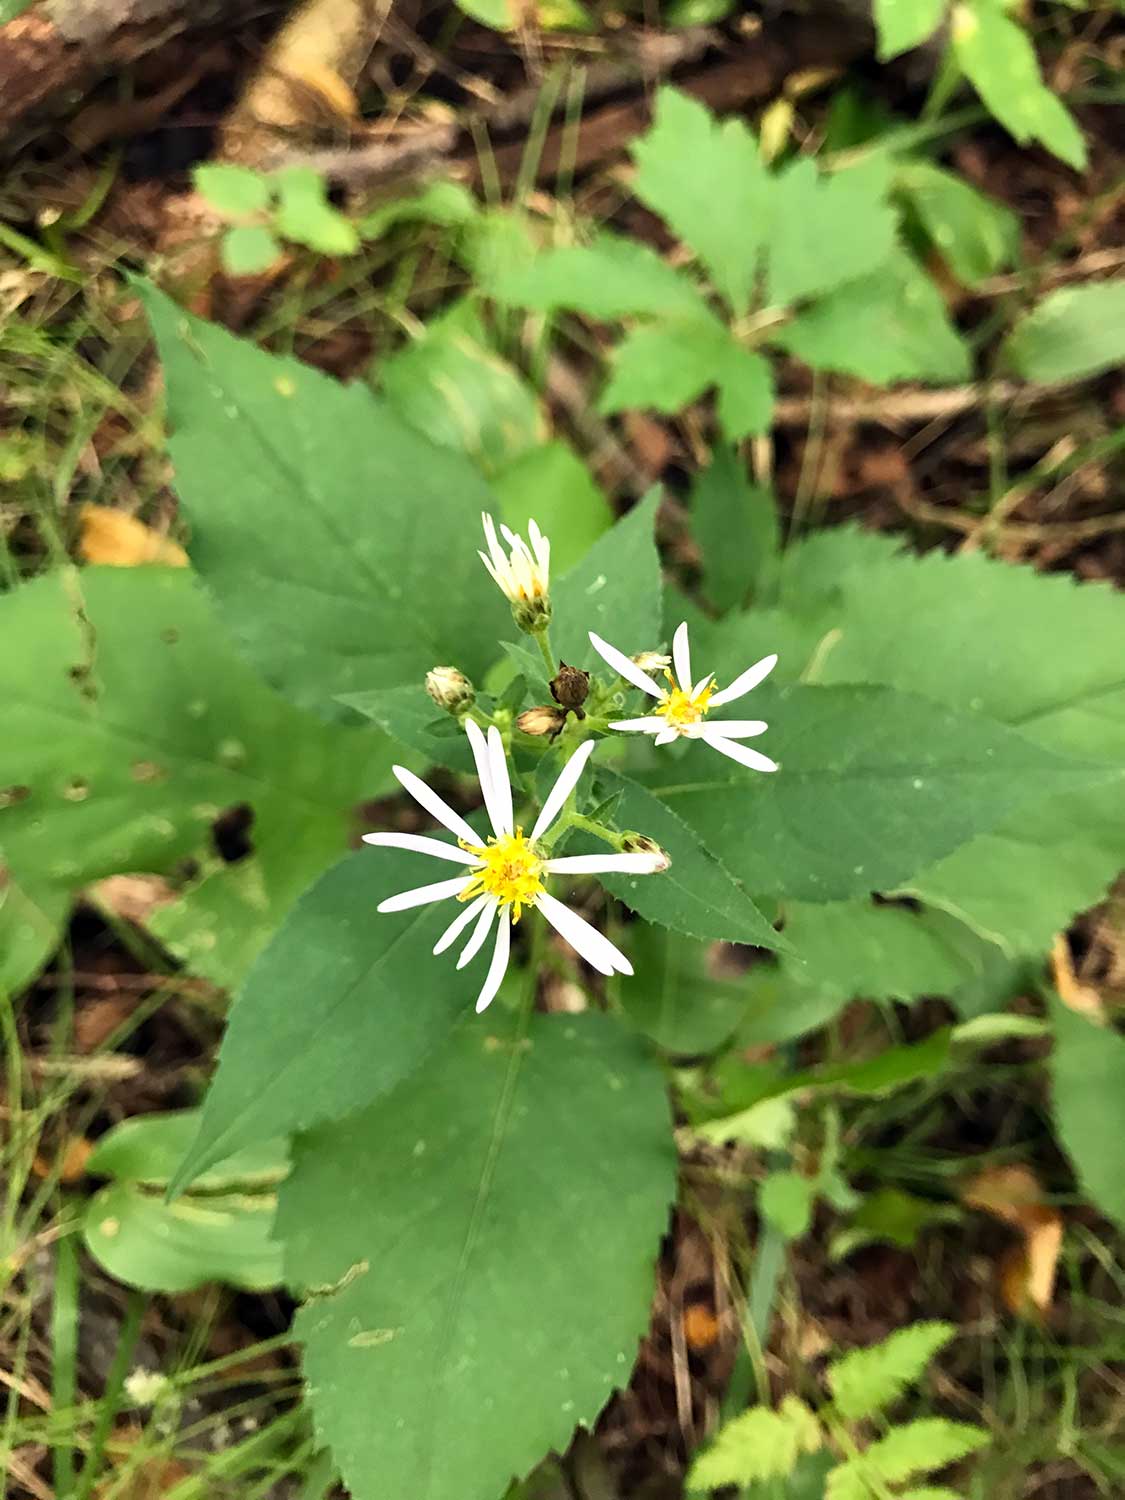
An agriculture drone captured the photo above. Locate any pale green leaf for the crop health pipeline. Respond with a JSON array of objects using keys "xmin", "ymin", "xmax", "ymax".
[
  {"xmin": 620, "ymin": 926, "xmax": 756, "ymax": 1055},
  {"xmin": 584, "ymin": 769, "xmax": 781, "ymax": 948},
  {"xmin": 358, "ymin": 180, "xmax": 478, "ymax": 239},
  {"xmin": 169, "ymin": 851, "xmax": 487, "ymax": 1194},
  {"xmin": 897, "ymin": 160, "xmax": 1019, "ymax": 286},
  {"xmin": 896, "ymin": 1490, "xmax": 965, "ymax": 1500},
  {"xmin": 221, "ymin": 224, "xmax": 283, "ymax": 276},
  {"xmin": 454, "ymin": 0, "xmax": 515, "ymax": 27},
  {"xmin": 338, "ymin": 683, "xmax": 476, "ymax": 772},
  {"xmin": 0, "ymin": 872, "xmax": 66, "ymax": 996},
  {"xmin": 874, "ymin": 0, "xmax": 946, "ymax": 59},
  {"xmin": 828, "ymin": 1321, "xmax": 955, "ymax": 1421},
  {"xmin": 493, "ymin": 442, "xmax": 612, "ymax": 574},
  {"xmin": 651, "ymin": 682, "xmax": 1106, "ymax": 902},
  {"xmin": 630, "ymin": 87, "xmax": 772, "ymax": 316},
  {"xmin": 549, "ymin": 489, "xmax": 663, "ymax": 670},
  {"xmin": 765, "ymin": 157, "xmax": 897, "ymax": 309},
  {"xmin": 278, "ymin": 1011, "xmax": 675, "ymax": 1500},
  {"xmin": 493, "ymin": 232, "xmax": 706, "ymax": 318},
  {"xmin": 1001, "ymin": 280, "xmax": 1125, "ymax": 384},
  {"xmin": 192, "ymin": 163, "xmax": 271, "ymax": 218},
  {"xmin": 714, "ymin": 343, "xmax": 775, "ymax": 438},
  {"xmin": 691, "ymin": 444, "xmax": 780, "ymax": 612},
  {"xmin": 761, "ymin": 1171, "xmax": 816, "ymax": 1239},
  {"xmin": 1050, "ymin": 997, "xmax": 1125, "ymax": 1227},
  {"xmin": 778, "ymin": 249, "xmax": 971, "ymax": 383},
  {"xmin": 953, "ymin": 0, "xmax": 1086, "ymax": 169},
  {"xmin": 0, "ymin": 568, "xmax": 391, "ymax": 987},
  {"xmin": 599, "ymin": 317, "xmax": 727, "ymax": 417},
  {"xmin": 381, "ymin": 302, "xmax": 546, "ymax": 474},
  {"xmin": 273, "ymin": 166, "xmax": 359, "ymax": 255},
  {"xmin": 138, "ymin": 281, "xmax": 509, "ymax": 716},
  {"xmin": 688, "ymin": 1399, "xmax": 820, "ymax": 1489},
  {"xmin": 827, "ymin": 1418, "xmax": 988, "ymax": 1499}
]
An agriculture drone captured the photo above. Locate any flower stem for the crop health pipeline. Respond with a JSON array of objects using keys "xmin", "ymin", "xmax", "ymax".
[{"xmin": 533, "ymin": 625, "xmax": 556, "ymax": 679}]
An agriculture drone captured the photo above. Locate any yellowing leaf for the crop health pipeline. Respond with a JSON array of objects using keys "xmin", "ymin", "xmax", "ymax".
[
  {"xmin": 1051, "ymin": 933, "xmax": 1107, "ymax": 1023},
  {"xmin": 961, "ymin": 1164, "xmax": 1062, "ymax": 1314},
  {"xmin": 78, "ymin": 505, "xmax": 188, "ymax": 568}
]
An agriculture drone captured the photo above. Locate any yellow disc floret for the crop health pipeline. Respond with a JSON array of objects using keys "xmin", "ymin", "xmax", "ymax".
[
  {"xmin": 459, "ymin": 829, "xmax": 545, "ymax": 921},
  {"xmin": 654, "ymin": 671, "xmax": 715, "ymax": 731}
]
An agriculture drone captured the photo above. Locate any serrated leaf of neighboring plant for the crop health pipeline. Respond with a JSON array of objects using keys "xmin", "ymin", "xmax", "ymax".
[
  {"xmin": 688, "ymin": 1398, "xmax": 821, "ymax": 1489},
  {"xmin": 828, "ymin": 1321, "xmax": 955, "ymax": 1421}
]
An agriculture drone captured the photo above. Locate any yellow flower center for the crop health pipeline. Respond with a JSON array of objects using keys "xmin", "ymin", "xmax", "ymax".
[
  {"xmin": 459, "ymin": 830, "xmax": 544, "ymax": 921},
  {"xmin": 655, "ymin": 673, "xmax": 715, "ymax": 730}
]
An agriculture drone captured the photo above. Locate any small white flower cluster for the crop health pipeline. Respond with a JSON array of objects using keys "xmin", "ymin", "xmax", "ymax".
[{"xmin": 365, "ymin": 515, "xmax": 779, "ymax": 1012}]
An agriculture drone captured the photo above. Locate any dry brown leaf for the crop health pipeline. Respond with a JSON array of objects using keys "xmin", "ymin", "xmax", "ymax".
[
  {"xmin": 33, "ymin": 1136, "xmax": 93, "ymax": 1183},
  {"xmin": 962, "ymin": 1164, "xmax": 1063, "ymax": 1315},
  {"xmin": 78, "ymin": 506, "xmax": 188, "ymax": 568},
  {"xmin": 1051, "ymin": 932, "xmax": 1106, "ymax": 1023},
  {"xmin": 682, "ymin": 1301, "xmax": 721, "ymax": 1353}
]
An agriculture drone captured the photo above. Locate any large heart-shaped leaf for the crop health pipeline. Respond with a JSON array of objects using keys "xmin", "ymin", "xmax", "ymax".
[{"xmin": 278, "ymin": 1010, "xmax": 674, "ymax": 1500}]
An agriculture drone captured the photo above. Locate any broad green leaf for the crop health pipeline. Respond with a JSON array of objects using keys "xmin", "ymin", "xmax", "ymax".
[
  {"xmin": 897, "ymin": 161, "xmax": 1019, "ymax": 286},
  {"xmin": 1001, "ymin": 280, "xmax": 1125, "ymax": 384},
  {"xmin": 585, "ymin": 769, "xmax": 780, "ymax": 947},
  {"xmin": 454, "ymin": 0, "xmax": 515, "ymax": 27},
  {"xmin": 952, "ymin": 0, "xmax": 1086, "ymax": 170},
  {"xmin": 84, "ymin": 1110, "xmax": 287, "ymax": 1293},
  {"xmin": 714, "ymin": 344, "xmax": 774, "ymax": 439},
  {"xmin": 0, "ymin": 568, "xmax": 391, "ymax": 987},
  {"xmin": 630, "ymin": 87, "xmax": 772, "ymax": 316},
  {"xmin": 278, "ymin": 1010, "xmax": 675, "ymax": 1500},
  {"xmin": 600, "ymin": 316, "xmax": 727, "ymax": 417},
  {"xmin": 690, "ymin": 445, "xmax": 779, "ymax": 613},
  {"xmin": 760, "ymin": 1171, "xmax": 816, "ymax": 1238},
  {"xmin": 830, "ymin": 1187, "xmax": 959, "ymax": 1258},
  {"xmin": 621, "ymin": 926, "xmax": 755, "ymax": 1054},
  {"xmin": 139, "ymin": 282, "xmax": 509, "ymax": 715},
  {"xmin": 339, "ymin": 683, "xmax": 476, "ymax": 772},
  {"xmin": 650, "ymin": 683, "xmax": 1105, "ymax": 902},
  {"xmin": 492, "ymin": 232, "xmax": 706, "ymax": 318},
  {"xmin": 221, "ymin": 224, "xmax": 283, "ymax": 276},
  {"xmin": 828, "ymin": 1322, "xmax": 955, "ymax": 1421},
  {"xmin": 765, "ymin": 157, "xmax": 897, "ymax": 309},
  {"xmin": 381, "ymin": 300, "xmax": 546, "ymax": 475},
  {"xmin": 783, "ymin": 900, "xmax": 1009, "ymax": 1005},
  {"xmin": 493, "ymin": 442, "xmax": 612, "ymax": 574},
  {"xmin": 827, "ymin": 1419, "xmax": 988, "ymax": 1500},
  {"xmin": 273, "ymin": 166, "xmax": 359, "ymax": 255},
  {"xmin": 874, "ymin": 0, "xmax": 946, "ymax": 59},
  {"xmin": 550, "ymin": 489, "xmax": 662, "ymax": 670},
  {"xmin": 733, "ymin": 969, "xmax": 847, "ymax": 1047},
  {"xmin": 1050, "ymin": 997, "xmax": 1125, "ymax": 1227},
  {"xmin": 778, "ymin": 249, "xmax": 971, "ymax": 383},
  {"xmin": 192, "ymin": 163, "xmax": 271, "ymax": 218},
  {"xmin": 358, "ymin": 179, "xmax": 478, "ymax": 239},
  {"xmin": 689, "ymin": 1398, "xmax": 820, "ymax": 1490},
  {"xmin": 0, "ymin": 871, "xmax": 66, "ymax": 996},
  {"xmin": 170, "ymin": 851, "xmax": 486, "ymax": 1194}
]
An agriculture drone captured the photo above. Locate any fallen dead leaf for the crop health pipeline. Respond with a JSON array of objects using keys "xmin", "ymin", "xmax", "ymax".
[
  {"xmin": 78, "ymin": 505, "xmax": 188, "ymax": 568},
  {"xmin": 962, "ymin": 1164, "xmax": 1063, "ymax": 1315},
  {"xmin": 1051, "ymin": 932, "xmax": 1106, "ymax": 1023},
  {"xmin": 32, "ymin": 1136, "xmax": 94, "ymax": 1183},
  {"xmin": 682, "ymin": 1301, "xmax": 721, "ymax": 1353}
]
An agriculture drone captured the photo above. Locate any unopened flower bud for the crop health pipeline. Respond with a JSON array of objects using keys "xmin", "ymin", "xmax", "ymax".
[
  {"xmin": 425, "ymin": 666, "xmax": 474, "ymax": 716},
  {"xmin": 550, "ymin": 663, "xmax": 590, "ymax": 717},
  {"xmin": 620, "ymin": 833, "xmax": 671, "ymax": 872},
  {"xmin": 633, "ymin": 650, "xmax": 672, "ymax": 673},
  {"xmin": 517, "ymin": 705, "xmax": 567, "ymax": 739}
]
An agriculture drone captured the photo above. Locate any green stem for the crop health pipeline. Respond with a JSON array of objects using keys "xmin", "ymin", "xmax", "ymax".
[{"xmin": 533, "ymin": 624, "xmax": 556, "ymax": 678}]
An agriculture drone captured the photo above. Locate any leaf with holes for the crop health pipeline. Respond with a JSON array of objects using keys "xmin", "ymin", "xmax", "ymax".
[
  {"xmin": 138, "ymin": 281, "xmax": 509, "ymax": 718},
  {"xmin": 0, "ymin": 568, "xmax": 392, "ymax": 987},
  {"xmin": 277, "ymin": 1010, "xmax": 675, "ymax": 1500}
]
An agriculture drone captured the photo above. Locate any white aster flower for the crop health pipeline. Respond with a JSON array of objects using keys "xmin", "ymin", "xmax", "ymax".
[
  {"xmin": 479, "ymin": 512, "xmax": 550, "ymax": 620},
  {"xmin": 363, "ymin": 722, "xmax": 664, "ymax": 1013},
  {"xmin": 589, "ymin": 620, "xmax": 779, "ymax": 774}
]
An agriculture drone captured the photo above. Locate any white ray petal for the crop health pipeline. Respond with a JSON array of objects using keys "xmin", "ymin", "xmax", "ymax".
[
  {"xmin": 672, "ymin": 621, "xmax": 692, "ymax": 694},
  {"xmin": 702, "ymin": 731, "xmax": 779, "ymax": 773},
  {"xmin": 376, "ymin": 874, "xmax": 471, "ymax": 913},
  {"xmin": 433, "ymin": 894, "xmax": 489, "ymax": 954},
  {"xmin": 698, "ymin": 719, "xmax": 769, "ymax": 740},
  {"xmin": 362, "ymin": 832, "xmax": 479, "ymax": 865},
  {"xmin": 654, "ymin": 727, "xmax": 679, "ymax": 746},
  {"xmin": 607, "ymin": 716, "xmax": 668, "ymax": 734},
  {"xmin": 474, "ymin": 914, "xmax": 512, "ymax": 1013},
  {"xmin": 545, "ymin": 852, "xmax": 666, "ymax": 875},
  {"xmin": 709, "ymin": 653, "xmax": 778, "ymax": 707},
  {"xmin": 486, "ymin": 726, "xmax": 514, "ymax": 835},
  {"xmin": 529, "ymin": 518, "xmax": 550, "ymax": 575},
  {"xmin": 587, "ymin": 632, "xmax": 664, "ymax": 698},
  {"xmin": 392, "ymin": 765, "xmax": 479, "ymax": 846},
  {"xmin": 464, "ymin": 718, "xmax": 503, "ymax": 838},
  {"xmin": 530, "ymin": 738, "xmax": 595, "ymax": 843},
  {"xmin": 535, "ymin": 891, "xmax": 633, "ymax": 977},
  {"xmin": 456, "ymin": 896, "xmax": 498, "ymax": 970}
]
